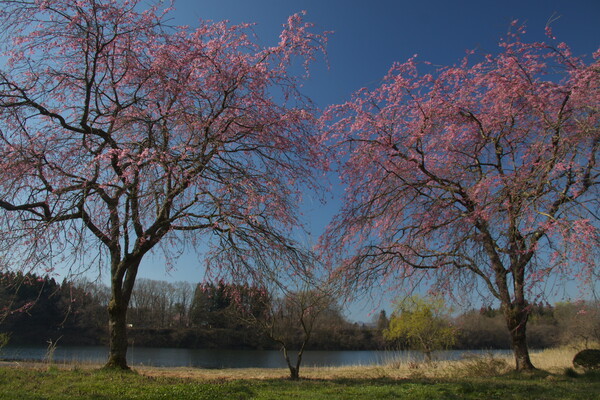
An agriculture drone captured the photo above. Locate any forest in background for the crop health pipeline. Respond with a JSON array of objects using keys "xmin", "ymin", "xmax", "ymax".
[{"xmin": 0, "ymin": 271, "xmax": 598, "ymax": 351}]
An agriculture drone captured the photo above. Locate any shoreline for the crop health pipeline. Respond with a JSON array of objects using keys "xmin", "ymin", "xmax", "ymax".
[{"xmin": 0, "ymin": 347, "xmax": 579, "ymax": 380}]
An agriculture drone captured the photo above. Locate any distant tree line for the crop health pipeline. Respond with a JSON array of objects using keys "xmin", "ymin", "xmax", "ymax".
[
  {"xmin": 0, "ymin": 273, "xmax": 379, "ymax": 350},
  {"xmin": 1, "ymin": 272, "xmax": 598, "ymax": 351},
  {"xmin": 454, "ymin": 301, "xmax": 600, "ymax": 350},
  {"xmin": 0, "ymin": 272, "xmax": 107, "ymax": 346}
]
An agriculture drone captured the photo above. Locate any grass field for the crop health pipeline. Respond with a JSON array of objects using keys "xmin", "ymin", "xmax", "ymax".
[{"xmin": 0, "ymin": 348, "xmax": 599, "ymax": 399}]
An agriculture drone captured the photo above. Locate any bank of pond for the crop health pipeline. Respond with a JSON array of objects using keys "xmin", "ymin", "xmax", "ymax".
[{"xmin": 1, "ymin": 346, "xmax": 513, "ymax": 368}]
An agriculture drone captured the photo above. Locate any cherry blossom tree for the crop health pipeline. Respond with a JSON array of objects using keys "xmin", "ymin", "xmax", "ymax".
[
  {"xmin": 0, "ymin": 0, "xmax": 327, "ymax": 369},
  {"xmin": 322, "ymin": 25, "xmax": 599, "ymax": 371}
]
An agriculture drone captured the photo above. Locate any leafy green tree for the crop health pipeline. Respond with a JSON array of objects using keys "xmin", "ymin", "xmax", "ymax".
[{"xmin": 384, "ymin": 295, "xmax": 456, "ymax": 361}]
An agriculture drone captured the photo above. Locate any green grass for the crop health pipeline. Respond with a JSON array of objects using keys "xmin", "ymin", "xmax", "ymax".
[{"xmin": 0, "ymin": 366, "xmax": 599, "ymax": 400}]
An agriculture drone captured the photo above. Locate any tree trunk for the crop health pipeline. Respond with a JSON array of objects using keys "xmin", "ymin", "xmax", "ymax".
[
  {"xmin": 282, "ymin": 346, "xmax": 301, "ymax": 380},
  {"xmin": 508, "ymin": 320, "xmax": 535, "ymax": 371},
  {"xmin": 504, "ymin": 304, "xmax": 536, "ymax": 371},
  {"xmin": 289, "ymin": 366, "xmax": 300, "ymax": 380},
  {"xmin": 292, "ymin": 349, "xmax": 304, "ymax": 381},
  {"xmin": 105, "ymin": 296, "xmax": 130, "ymax": 369},
  {"xmin": 104, "ymin": 257, "xmax": 141, "ymax": 370},
  {"xmin": 424, "ymin": 350, "xmax": 432, "ymax": 363}
]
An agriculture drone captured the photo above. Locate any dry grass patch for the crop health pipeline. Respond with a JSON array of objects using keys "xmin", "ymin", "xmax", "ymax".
[
  {"xmin": 135, "ymin": 354, "xmax": 515, "ymax": 381},
  {"xmin": 136, "ymin": 364, "xmax": 402, "ymax": 381},
  {"xmin": 530, "ymin": 347, "xmax": 577, "ymax": 373},
  {"xmin": 136, "ymin": 366, "xmax": 290, "ymax": 381}
]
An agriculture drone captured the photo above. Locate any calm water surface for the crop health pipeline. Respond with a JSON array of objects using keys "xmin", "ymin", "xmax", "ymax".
[{"xmin": 1, "ymin": 346, "xmax": 513, "ymax": 368}]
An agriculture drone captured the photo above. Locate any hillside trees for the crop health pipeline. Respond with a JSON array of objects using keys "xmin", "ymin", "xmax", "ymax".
[
  {"xmin": 0, "ymin": 273, "xmax": 108, "ymax": 345},
  {"xmin": 0, "ymin": 273, "xmax": 64, "ymax": 344},
  {"xmin": 0, "ymin": 0, "xmax": 327, "ymax": 369},
  {"xmin": 189, "ymin": 281, "xmax": 270, "ymax": 331},
  {"xmin": 322, "ymin": 26, "xmax": 599, "ymax": 370},
  {"xmin": 554, "ymin": 301, "xmax": 600, "ymax": 348},
  {"xmin": 129, "ymin": 279, "xmax": 194, "ymax": 329}
]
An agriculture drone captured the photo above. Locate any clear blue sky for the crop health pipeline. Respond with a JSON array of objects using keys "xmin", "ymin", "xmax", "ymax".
[{"xmin": 133, "ymin": 0, "xmax": 600, "ymax": 321}]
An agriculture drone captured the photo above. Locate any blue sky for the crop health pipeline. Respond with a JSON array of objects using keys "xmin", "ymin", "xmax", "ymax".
[{"xmin": 132, "ymin": 0, "xmax": 600, "ymax": 321}]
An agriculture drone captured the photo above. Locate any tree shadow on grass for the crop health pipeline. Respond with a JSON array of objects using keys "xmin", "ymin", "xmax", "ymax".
[{"xmin": 254, "ymin": 373, "xmax": 600, "ymax": 400}]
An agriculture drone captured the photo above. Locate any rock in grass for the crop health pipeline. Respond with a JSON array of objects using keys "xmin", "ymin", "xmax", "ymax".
[{"xmin": 573, "ymin": 349, "xmax": 600, "ymax": 370}]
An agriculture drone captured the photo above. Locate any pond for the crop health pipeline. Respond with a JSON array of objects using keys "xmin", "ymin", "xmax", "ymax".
[{"xmin": 0, "ymin": 346, "xmax": 513, "ymax": 368}]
